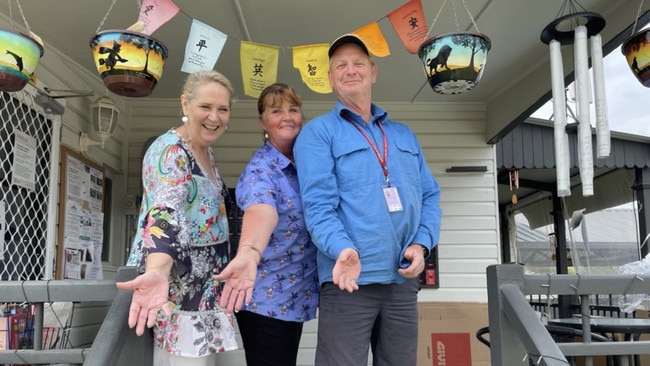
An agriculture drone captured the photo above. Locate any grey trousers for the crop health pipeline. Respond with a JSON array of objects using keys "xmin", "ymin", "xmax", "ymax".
[{"xmin": 315, "ymin": 279, "xmax": 420, "ymax": 366}]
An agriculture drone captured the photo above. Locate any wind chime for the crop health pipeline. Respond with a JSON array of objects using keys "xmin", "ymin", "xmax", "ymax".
[
  {"xmin": 540, "ymin": 0, "xmax": 610, "ymax": 198},
  {"xmin": 509, "ymin": 168, "xmax": 519, "ymax": 204}
]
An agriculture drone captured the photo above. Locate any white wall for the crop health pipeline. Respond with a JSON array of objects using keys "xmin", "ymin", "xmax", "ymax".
[{"xmin": 125, "ymin": 99, "xmax": 500, "ymax": 303}]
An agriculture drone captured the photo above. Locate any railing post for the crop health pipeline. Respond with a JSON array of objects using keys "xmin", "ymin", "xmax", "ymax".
[
  {"xmin": 487, "ymin": 264, "xmax": 528, "ymax": 365},
  {"xmin": 83, "ymin": 266, "xmax": 138, "ymax": 366}
]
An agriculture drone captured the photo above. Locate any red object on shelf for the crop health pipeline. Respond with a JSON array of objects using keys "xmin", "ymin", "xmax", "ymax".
[{"xmin": 425, "ymin": 268, "xmax": 437, "ymax": 286}]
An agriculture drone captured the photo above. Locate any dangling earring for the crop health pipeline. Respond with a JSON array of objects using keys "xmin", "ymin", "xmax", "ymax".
[
  {"xmin": 264, "ymin": 132, "xmax": 268, "ymax": 139},
  {"xmin": 182, "ymin": 116, "xmax": 188, "ymax": 123}
]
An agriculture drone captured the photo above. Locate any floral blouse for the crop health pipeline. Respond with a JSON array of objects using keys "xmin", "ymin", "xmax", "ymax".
[
  {"xmin": 236, "ymin": 141, "xmax": 319, "ymax": 322},
  {"xmin": 127, "ymin": 129, "xmax": 237, "ymax": 357}
]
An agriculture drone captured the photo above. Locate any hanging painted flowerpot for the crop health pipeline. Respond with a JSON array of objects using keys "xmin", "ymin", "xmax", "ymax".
[
  {"xmin": 0, "ymin": 28, "xmax": 43, "ymax": 92},
  {"xmin": 418, "ymin": 32, "xmax": 491, "ymax": 95},
  {"xmin": 89, "ymin": 29, "xmax": 168, "ymax": 98},
  {"xmin": 621, "ymin": 29, "xmax": 650, "ymax": 87}
]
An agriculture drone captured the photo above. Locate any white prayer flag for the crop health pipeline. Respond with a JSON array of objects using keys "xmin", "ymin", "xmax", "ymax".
[{"xmin": 181, "ymin": 19, "xmax": 227, "ymax": 73}]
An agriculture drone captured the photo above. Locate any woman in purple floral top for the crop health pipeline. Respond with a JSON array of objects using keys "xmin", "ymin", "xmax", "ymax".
[
  {"xmin": 117, "ymin": 70, "xmax": 238, "ymax": 366},
  {"xmin": 216, "ymin": 83, "xmax": 319, "ymax": 366}
]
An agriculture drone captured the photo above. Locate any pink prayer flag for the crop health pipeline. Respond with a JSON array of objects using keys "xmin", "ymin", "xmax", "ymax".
[{"xmin": 138, "ymin": 0, "xmax": 180, "ymax": 36}]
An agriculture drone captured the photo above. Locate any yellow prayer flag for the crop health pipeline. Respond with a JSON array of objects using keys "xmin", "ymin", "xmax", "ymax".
[
  {"xmin": 240, "ymin": 41, "xmax": 279, "ymax": 99},
  {"xmin": 353, "ymin": 22, "xmax": 390, "ymax": 57},
  {"xmin": 292, "ymin": 44, "xmax": 332, "ymax": 94}
]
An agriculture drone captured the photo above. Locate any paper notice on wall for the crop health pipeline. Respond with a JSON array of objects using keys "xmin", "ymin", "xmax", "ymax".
[
  {"xmin": 11, "ymin": 130, "xmax": 37, "ymax": 191},
  {"xmin": 62, "ymin": 201, "xmax": 103, "ymax": 279}
]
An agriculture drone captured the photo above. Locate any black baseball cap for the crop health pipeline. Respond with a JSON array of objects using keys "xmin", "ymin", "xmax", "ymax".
[{"xmin": 328, "ymin": 34, "xmax": 370, "ymax": 58}]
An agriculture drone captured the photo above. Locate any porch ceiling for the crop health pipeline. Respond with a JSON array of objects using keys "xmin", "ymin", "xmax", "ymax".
[{"xmin": 0, "ymin": 1, "xmax": 646, "ymax": 141}]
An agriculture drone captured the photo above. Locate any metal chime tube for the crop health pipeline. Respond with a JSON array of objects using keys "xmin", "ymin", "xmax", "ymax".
[
  {"xmin": 590, "ymin": 33, "xmax": 610, "ymax": 159},
  {"xmin": 573, "ymin": 25, "xmax": 594, "ymax": 196},
  {"xmin": 549, "ymin": 39, "xmax": 571, "ymax": 197}
]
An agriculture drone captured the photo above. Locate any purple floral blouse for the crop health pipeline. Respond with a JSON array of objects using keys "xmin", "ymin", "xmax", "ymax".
[
  {"xmin": 127, "ymin": 129, "xmax": 237, "ymax": 357},
  {"xmin": 236, "ymin": 141, "xmax": 319, "ymax": 322}
]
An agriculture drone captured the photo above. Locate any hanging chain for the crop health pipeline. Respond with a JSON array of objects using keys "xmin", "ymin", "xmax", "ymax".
[
  {"xmin": 631, "ymin": 0, "xmax": 645, "ymax": 36},
  {"xmin": 15, "ymin": 0, "xmax": 31, "ymax": 32},
  {"xmin": 427, "ymin": 0, "xmax": 448, "ymax": 38},
  {"xmin": 96, "ymin": 0, "xmax": 119, "ymax": 33},
  {"xmin": 451, "ymin": 0, "xmax": 460, "ymax": 32},
  {"xmin": 427, "ymin": 0, "xmax": 482, "ymax": 37},
  {"xmin": 6, "ymin": 0, "xmax": 13, "ymax": 27},
  {"xmin": 460, "ymin": 0, "xmax": 481, "ymax": 33}
]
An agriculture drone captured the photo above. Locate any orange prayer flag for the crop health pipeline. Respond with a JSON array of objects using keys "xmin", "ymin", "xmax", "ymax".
[
  {"xmin": 387, "ymin": 0, "xmax": 429, "ymax": 54},
  {"xmin": 352, "ymin": 22, "xmax": 390, "ymax": 57}
]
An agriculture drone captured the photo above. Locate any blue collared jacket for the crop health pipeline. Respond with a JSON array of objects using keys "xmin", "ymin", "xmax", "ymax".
[{"xmin": 294, "ymin": 101, "xmax": 442, "ymax": 285}]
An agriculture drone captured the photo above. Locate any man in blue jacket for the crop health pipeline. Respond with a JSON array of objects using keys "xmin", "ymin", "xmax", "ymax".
[{"xmin": 293, "ymin": 33, "xmax": 442, "ymax": 366}]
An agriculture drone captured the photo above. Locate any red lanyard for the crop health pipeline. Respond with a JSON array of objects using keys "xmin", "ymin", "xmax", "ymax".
[{"xmin": 342, "ymin": 112, "xmax": 391, "ymax": 186}]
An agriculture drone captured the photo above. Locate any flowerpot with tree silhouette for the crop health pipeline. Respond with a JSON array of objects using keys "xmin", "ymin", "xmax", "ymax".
[
  {"xmin": 621, "ymin": 29, "xmax": 650, "ymax": 87},
  {"xmin": 0, "ymin": 28, "xmax": 43, "ymax": 92},
  {"xmin": 418, "ymin": 31, "xmax": 491, "ymax": 95},
  {"xmin": 90, "ymin": 29, "xmax": 168, "ymax": 97}
]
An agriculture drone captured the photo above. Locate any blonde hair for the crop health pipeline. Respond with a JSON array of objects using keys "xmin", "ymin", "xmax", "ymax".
[{"xmin": 182, "ymin": 70, "xmax": 235, "ymax": 105}]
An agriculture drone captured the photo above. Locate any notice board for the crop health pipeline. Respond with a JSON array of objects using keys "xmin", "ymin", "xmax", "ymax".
[{"xmin": 56, "ymin": 146, "xmax": 105, "ymax": 280}]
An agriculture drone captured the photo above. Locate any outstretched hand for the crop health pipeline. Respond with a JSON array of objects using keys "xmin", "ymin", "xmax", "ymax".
[
  {"xmin": 116, "ymin": 270, "xmax": 171, "ymax": 336},
  {"xmin": 214, "ymin": 254, "xmax": 258, "ymax": 313},
  {"xmin": 333, "ymin": 248, "xmax": 360, "ymax": 293}
]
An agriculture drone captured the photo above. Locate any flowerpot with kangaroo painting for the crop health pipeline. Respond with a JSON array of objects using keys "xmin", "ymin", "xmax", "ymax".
[
  {"xmin": 90, "ymin": 29, "xmax": 168, "ymax": 97},
  {"xmin": 418, "ymin": 31, "xmax": 491, "ymax": 95},
  {"xmin": 622, "ymin": 29, "xmax": 650, "ymax": 87},
  {"xmin": 0, "ymin": 28, "xmax": 43, "ymax": 92}
]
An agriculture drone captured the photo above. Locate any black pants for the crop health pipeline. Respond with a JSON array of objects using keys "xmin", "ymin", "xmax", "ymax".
[{"xmin": 235, "ymin": 310, "xmax": 304, "ymax": 366}]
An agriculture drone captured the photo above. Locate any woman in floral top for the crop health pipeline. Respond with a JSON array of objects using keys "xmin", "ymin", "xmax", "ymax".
[
  {"xmin": 216, "ymin": 83, "xmax": 319, "ymax": 366},
  {"xmin": 117, "ymin": 70, "xmax": 238, "ymax": 366}
]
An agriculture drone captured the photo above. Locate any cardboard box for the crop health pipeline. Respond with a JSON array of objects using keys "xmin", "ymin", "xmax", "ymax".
[
  {"xmin": 0, "ymin": 316, "xmax": 8, "ymax": 350},
  {"xmin": 417, "ymin": 302, "xmax": 490, "ymax": 366}
]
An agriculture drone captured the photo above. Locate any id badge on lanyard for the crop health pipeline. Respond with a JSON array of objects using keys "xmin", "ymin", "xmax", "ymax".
[
  {"xmin": 383, "ymin": 186, "xmax": 403, "ymax": 212},
  {"xmin": 344, "ymin": 112, "xmax": 404, "ymax": 213}
]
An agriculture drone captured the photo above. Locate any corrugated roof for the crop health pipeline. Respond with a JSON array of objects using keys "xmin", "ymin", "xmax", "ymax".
[{"xmin": 497, "ymin": 120, "xmax": 650, "ymax": 170}]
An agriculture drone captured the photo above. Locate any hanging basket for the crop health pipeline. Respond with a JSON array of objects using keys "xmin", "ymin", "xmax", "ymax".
[
  {"xmin": 89, "ymin": 29, "xmax": 168, "ymax": 98},
  {"xmin": 0, "ymin": 28, "xmax": 43, "ymax": 92},
  {"xmin": 418, "ymin": 32, "xmax": 491, "ymax": 95},
  {"xmin": 621, "ymin": 29, "xmax": 650, "ymax": 87}
]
